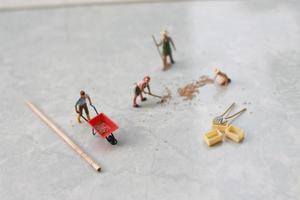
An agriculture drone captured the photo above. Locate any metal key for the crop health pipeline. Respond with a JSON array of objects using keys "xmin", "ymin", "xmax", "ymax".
[{"xmin": 213, "ymin": 103, "xmax": 247, "ymax": 125}]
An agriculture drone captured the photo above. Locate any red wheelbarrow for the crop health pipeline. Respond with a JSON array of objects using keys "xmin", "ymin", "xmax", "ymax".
[{"xmin": 80, "ymin": 105, "xmax": 118, "ymax": 145}]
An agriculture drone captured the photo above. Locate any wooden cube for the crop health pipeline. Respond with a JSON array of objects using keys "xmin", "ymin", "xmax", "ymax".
[
  {"xmin": 204, "ymin": 130, "xmax": 223, "ymax": 146},
  {"xmin": 225, "ymin": 125, "xmax": 244, "ymax": 143},
  {"xmin": 211, "ymin": 122, "xmax": 228, "ymax": 133}
]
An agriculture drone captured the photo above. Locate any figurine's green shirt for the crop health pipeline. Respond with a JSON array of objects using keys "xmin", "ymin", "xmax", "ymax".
[{"xmin": 162, "ymin": 37, "xmax": 172, "ymax": 55}]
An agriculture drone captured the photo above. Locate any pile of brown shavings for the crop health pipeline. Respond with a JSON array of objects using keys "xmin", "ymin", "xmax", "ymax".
[{"xmin": 177, "ymin": 76, "xmax": 214, "ymax": 100}]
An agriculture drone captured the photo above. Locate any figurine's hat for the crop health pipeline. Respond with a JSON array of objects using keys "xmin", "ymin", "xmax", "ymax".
[
  {"xmin": 143, "ymin": 76, "xmax": 151, "ymax": 81},
  {"xmin": 161, "ymin": 30, "xmax": 168, "ymax": 36}
]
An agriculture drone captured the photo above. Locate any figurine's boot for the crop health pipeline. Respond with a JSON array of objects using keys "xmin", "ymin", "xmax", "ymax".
[
  {"xmin": 133, "ymin": 96, "xmax": 140, "ymax": 108},
  {"xmin": 77, "ymin": 115, "xmax": 82, "ymax": 123},
  {"xmin": 141, "ymin": 94, "xmax": 147, "ymax": 101},
  {"xmin": 133, "ymin": 104, "xmax": 140, "ymax": 108},
  {"xmin": 170, "ymin": 54, "xmax": 175, "ymax": 64}
]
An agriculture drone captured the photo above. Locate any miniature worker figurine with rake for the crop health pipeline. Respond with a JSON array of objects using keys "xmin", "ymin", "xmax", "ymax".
[
  {"xmin": 133, "ymin": 76, "xmax": 152, "ymax": 108},
  {"xmin": 153, "ymin": 30, "xmax": 176, "ymax": 70},
  {"xmin": 75, "ymin": 90, "xmax": 93, "ymax": 123}
]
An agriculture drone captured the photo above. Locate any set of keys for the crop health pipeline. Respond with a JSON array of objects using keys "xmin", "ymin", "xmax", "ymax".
[{"xmin": 204, "ymin": 103, "xmax": 247, "ymax": 146}]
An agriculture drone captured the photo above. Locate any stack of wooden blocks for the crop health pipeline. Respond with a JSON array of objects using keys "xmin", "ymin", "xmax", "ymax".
[{"xmin": 204, "ymin": 122, "xmax": 245, "ymax": 147}]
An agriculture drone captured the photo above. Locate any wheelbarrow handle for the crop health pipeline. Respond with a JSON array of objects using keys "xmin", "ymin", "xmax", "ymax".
[
  {"xmin": 79, "ymin": 115, "xmax": 95, "ymax": 135},
  {"xmin": 90, "ymin": 104, "xmax": 99, "ymax": 115}
]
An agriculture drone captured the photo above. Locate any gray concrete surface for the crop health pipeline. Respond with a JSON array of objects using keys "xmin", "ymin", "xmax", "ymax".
[{"xmin": 0, "ymin": 1, "xmax": 300, "ymax": 199}]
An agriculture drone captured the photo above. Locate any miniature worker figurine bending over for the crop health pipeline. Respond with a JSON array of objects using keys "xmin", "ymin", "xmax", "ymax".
[
  {"xmin": 214, "ymin": 69, "xmax": 231, "ymax": 86},
  {"xmin": 133, "ymin": 76, "xmax": 151, "ymax": 108},
  {"xmin": 157, "ymin": 30, "xmax": 176, "ymax": 70},
  {"xmin": 75, "ymin": 90, "xmax": 92, "ymax": 123}
]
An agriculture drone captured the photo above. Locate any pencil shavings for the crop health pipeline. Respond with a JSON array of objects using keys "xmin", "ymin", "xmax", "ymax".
[{"xmin": 178, "ymin": 76, "xmax": 214, "ymax": 100}]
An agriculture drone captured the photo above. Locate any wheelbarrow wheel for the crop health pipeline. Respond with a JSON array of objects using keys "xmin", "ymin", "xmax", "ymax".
[{"xmin": 106, "ymin": 134, "xmax": 118, "ymax": 145}]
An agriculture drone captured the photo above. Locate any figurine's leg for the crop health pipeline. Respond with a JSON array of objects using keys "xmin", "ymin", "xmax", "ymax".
[
  {"xmin": 133, "ymin": 95, "xmax": 140, "ymax": 107},
  {"xmin": 162, "ymin": 55, "xmax": 167, "ymax": 70},
  {"xmin": 140, "ymin": 93, "xmax": 147, "ymax": 101},
  {"xmin": 169, "ymin": 53, "xmax": 175, "ymax": 64},
  {"xmin": 77, "ymin": 114, "xmax": 81, "ymax": 123},
  {"xmin": 77, "ymin": 106, "xmax": 83, "ymax": 123},
  {"xmin": 133, "ymin": 86, "xmax": 140, "ymax": 107},
  {"xmin": 83, "ymin": 104, "xmax": 90, "ymax": 120}
]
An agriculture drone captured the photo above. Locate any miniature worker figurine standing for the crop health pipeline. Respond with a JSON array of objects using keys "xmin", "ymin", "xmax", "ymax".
[
  {"xmin": 133, "ymin": 76, "xmax": 151, "ymax": 108},
  {"xmin": 75, "ymin": 90, "xmax": 92, "ymax": 123},
  {"xmin": 157, "ymin": 30, "xmax": 176, "ymax": 70},
  {"xmin": 214, "ymin": 69, "xmax": 231, "ymax": 86}
]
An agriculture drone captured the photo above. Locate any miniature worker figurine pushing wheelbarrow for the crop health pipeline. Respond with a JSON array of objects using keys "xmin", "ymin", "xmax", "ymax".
[
  {"xmin": 152, "ymin": 30, "xmax": 176, "ymax": 70},
  {"xmin": 75, "ymin": 90, "xmax": 118, "ymax": 145}
]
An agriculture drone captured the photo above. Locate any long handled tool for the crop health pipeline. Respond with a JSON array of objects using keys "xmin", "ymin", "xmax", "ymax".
[
  {"xmin": 144, "ymin": 91, "xmax": 162, "ymax": 99},
  {"xmin": 145, "ymin": 92, "xmax": 167, "ymax": 104},
  {"xmin": 27, "ymin": 101, "xmax": 101, "ymax": 172},
  {"xmin": 149, "ymin": 93, "xmax": 162, "ymax": 99},
  {"xmin": 152, "ymin": 35, "xmax": 162, "ymax": 59},
  {"xmin": 90, "ymin": 104, "xmax": 99, "ymax": 115}
]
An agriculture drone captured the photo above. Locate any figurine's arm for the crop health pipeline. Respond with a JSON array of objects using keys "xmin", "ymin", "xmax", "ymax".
[
  {"xmin": 146, "ymin": 85, "xmax": 151, "ymax": 94},
  {"xmin": 86, "ymin": 94, "xmax": 92, "ymax": 105},
  {"xmin": 170, "ymin": 37, "xmax": 176, "ymax": 51},
  {"xmin": 75, "ymin": 101, "xmax": 79, "ymax": 113},
  {"xmin": 142, "ymin": 84, "xmax": 151, "ymax": 95},
  {"xmin": 157, "ymin": 40, "xmax": 163, "ymax": 46}
]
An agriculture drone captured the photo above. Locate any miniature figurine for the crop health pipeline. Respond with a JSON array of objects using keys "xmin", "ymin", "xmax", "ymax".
[
  {"xmin": 75, "ymin": 90, "xmax": 92, "ymax": 123},
  {"xmin": 133, "ymin": 76, "xmax": 152, "ymax": 108},
  {"xmin": 214, "ymin": 69, "xmax": 231, "ymax": 86},
  {"xmin": 154, "ymin": 30, "xmax": 176, "ymax": 70}
]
